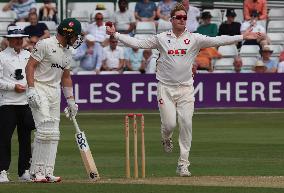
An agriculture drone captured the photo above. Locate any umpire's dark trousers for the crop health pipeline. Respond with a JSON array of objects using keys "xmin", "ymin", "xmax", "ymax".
[{"xmin": 0, "ymin": 105, "xmax": 35, "ymax": 176}]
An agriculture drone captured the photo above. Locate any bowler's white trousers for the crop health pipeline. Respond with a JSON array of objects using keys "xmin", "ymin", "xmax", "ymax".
[{"xmin": 157, "ymin": 82, "xmax": 194, "ymax": 167}]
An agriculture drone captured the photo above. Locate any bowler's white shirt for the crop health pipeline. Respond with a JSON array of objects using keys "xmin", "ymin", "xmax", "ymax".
[
  {"xmin": 0, "ymin": 47, "xmax": 30, "ymax": 106},
  {"xmin": 31, "ymin": 36, "xmax": 71, "ymax": 88},
  {"xmin": 115, "ymin": 29, "xmax": 243, "ymax": 86}
]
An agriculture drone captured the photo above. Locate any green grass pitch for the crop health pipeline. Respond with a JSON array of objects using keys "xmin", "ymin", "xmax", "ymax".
[{"xmin": 1, "ymin": 109, "xmax": 284, "ymax": 193}]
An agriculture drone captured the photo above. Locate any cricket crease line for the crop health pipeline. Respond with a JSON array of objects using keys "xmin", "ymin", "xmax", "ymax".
[{"xmin": 50, "ymin": 176, "xmax": 284, "ymax": 188}]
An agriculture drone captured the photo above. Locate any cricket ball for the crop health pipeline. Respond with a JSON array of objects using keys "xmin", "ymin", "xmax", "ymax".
[{"xmin": 105, "ymin": 21, "xmax": 113, "ymax": 27}]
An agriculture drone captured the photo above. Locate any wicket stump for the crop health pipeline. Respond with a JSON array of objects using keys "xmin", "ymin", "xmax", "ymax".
[{"xmin": 124, "ymin": 113, "xmax": 145, "ymax": 178}]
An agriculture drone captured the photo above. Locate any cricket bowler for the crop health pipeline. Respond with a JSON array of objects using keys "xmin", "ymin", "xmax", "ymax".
[{"xmin": 106, "ymin": 3, "xmax": 264, "ymax": 176}]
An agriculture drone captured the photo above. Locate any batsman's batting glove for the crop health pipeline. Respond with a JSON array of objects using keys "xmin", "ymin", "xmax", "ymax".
[
  {"xmin": 26, "ymin": 87, "xmax": 41, "ymax": 109},
  {"xmin": 64, "ymin": 98, "xmax": 78, "ymax": 119}
]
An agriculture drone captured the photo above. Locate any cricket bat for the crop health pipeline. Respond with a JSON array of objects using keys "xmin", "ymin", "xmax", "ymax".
[{"xmin": 72, "ymin": 116, "xmax": 100, "ymax": 181}]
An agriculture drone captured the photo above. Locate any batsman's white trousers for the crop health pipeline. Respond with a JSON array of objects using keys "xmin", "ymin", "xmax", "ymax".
[
  {"xmin": 157, "ymin": 82, "xmax": 195, "ymax": 167},
  {"xmin": 31, "ymin": 82, "xmax": 61, "ymax": 128},
  {"xmin": 29, "ymin": 82, "xmax": 61, "ymax": 176}
]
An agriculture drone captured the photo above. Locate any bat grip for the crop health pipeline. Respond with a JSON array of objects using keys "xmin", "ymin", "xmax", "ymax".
[{"xmin": 72, "ymin": 116, "xmax": 81, "ymax": 133}]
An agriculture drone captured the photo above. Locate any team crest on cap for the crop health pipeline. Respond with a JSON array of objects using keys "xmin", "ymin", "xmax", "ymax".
[{"xmin": 69, "ymin": 21, "xmax": 74, "ymax": 27}]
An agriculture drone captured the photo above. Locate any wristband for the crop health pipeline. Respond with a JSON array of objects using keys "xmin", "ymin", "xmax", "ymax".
[{"xmin": 63, "ymin": 87, "xmax": 73, "ymax": 99}]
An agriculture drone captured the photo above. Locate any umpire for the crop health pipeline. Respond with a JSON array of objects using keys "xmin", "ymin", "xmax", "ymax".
[{"xmin": 0, "ymin": 25, "xmax": 35, "ymax": 182}]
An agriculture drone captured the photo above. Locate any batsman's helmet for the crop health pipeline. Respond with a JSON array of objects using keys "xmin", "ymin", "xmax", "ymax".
[{"xmin": 57, "ymin": 18, "xmax": 83, "ymax": 49}]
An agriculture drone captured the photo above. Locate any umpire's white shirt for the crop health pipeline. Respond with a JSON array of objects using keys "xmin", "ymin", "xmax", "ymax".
[
  {"xmin": 0, "ymin": 47, "xmax": 30, "ymax": 106},
  {"xmin": 31, "ymin": 36, "xmax": 71, "ymax": 88},
  {"xmin": 115, "ymin": 30, "xmax": 243, "ymax": 86}
]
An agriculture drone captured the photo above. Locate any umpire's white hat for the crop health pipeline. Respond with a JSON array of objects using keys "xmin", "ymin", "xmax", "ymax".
[{"xmin": 4, "ymin": 25, "xmax": 29, "ymax": 38}]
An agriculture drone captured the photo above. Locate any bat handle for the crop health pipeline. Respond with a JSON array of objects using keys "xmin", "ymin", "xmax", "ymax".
[{"xmin": 71, "ymin": 116, "xmax": 81, "ymax": 133}]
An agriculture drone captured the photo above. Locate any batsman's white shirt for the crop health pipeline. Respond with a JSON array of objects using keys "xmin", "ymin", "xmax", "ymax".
[
  {"xmin": 0, "ymin": 47, "xmax": 30, "ymax": 106},
  {"xmin": 115, "ymin": 30, "xmax": 243, "ymax": 86},
  {"xmin": 31, "ymin": 36, "xmax": 71, "ymax": 88}
]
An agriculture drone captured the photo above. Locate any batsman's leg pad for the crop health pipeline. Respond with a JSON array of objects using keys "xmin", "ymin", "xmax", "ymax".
[{"xmin": 30, "ymin": 120, "xmax": 60, "ymax": 177}]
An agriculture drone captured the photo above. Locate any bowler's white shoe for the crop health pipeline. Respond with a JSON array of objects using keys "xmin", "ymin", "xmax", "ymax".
[
  {"xmin": 46, "ymin": 174, "xmax": 61, "ymax": 183},
  {"xmin": 161, "ymin": 138, "xmax": 173, "ymax": 153},
  {"xmin": 19, "ymin": 170, "xmax": 32, "ymax": 182},
  {"xmin": 176, "ymin": 165, "xmax": 191, "ymax": 177},
  {"xmin": 0, "ymin": 170, "xmax": 9, "ymax": 183},
  {"xmin": 32, "ymin": 172, "xmax": 47, "ymax": 183}
]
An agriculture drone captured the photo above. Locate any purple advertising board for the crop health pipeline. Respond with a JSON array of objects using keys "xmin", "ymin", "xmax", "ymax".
[{"xmin": 62, "ymin": 73, "xmax": 284, "ymax": 110}]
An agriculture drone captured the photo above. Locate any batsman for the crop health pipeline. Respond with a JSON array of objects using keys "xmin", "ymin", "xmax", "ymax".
[{"xmin": 25, "ymin": 18, "xmax": 83, "ymax": 182}]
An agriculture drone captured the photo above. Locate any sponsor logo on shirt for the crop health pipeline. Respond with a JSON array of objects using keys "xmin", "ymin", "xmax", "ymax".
[
  {"xmin": 32, "ymin": 47, "xmax": 38, "ymax": 54},
  {"xmin": 167, "ymin": 49, "xmax": 187, "ymax": 56},
  {"xmin": 51, "ymin": 63, "xmax": 65, "ymax": 70},
  {"xmin": 184, "ymin": 39, "xmax": 190, "ymax": 45}
]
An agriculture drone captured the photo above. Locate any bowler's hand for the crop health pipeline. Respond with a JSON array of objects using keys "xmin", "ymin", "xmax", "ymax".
[
  {"xmin": 26, "ymin": 87, "xmax": 41, "ymax": 109},
  {"xmin": 106, "ymin": 24, "xmax": 116, "ymax": 36},
  {"xmin": 64, "ymin": 98, "xmax": 78, "ymax": 119}
]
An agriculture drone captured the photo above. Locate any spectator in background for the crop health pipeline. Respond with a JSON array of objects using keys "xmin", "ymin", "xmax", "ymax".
[
  {"xmin": 24, "ymin": 12, "xmax": 50, "ymax": 51},
  {"xmin": 253, "ymin": 60, "xmax": 267, "ymax": 73},
  {"xmin": 181, "ymin": 0, "xmax": 200, "ymax": 32},
  {"xmin": 195, "ymin": 47, "xmax": 222, "ymax": 72},
  {"xmin": 219, "ymin": 9, "xmax": 241, "ymax": 36},
  {"xmin": 96, "ymin": 3, "xmax": 106, "ymax": 11},
  {"xmin": 93, "ymin": 3, "xmax": 111, "ymax": 24},
  {"xmin": 143, "ymin": 49, "xmax": 156, "ymax": 73},
  {"xmin": 39, "ymin": 0, "xmax": 57, "ymax": 23},
  {"xmin": 72, "ymin": 34, "xmax": 103, "ymax": 74},
  {"xmin": 135, "ymin": 0, "xmax": 157, "ymax": 22},
  {"xmin": 244, "ymin": 0, "xmax": 267, "ymax": 21},
  {"xmin": 125, "ymin": 47, "xmax": 145, "ymax": 73},
  {"xmin": 143, "ymin": 49, "xmax": 158, "ymax": 73},
  {"xmin": 196, "ymin": 12, "xmax": 218, "ymax": 37},
  {"xmin": 157, "ymin": 0, "xmax": 177, "ymax": 22},
  {"xmin": 240, "ymin": 10, "xmax": 268, "ymax": 47},
  {"xmin": 260, "ymin": 45, "xmax": 277, "ymax": 73},
  {"xmin": 85, "ymin": 12, "xmax": 109, "ymax": 47},
  {"xmin": 277, "ymin": 51, "xmax": 284, "ymax": 73},
  {"xmin": 3, "ymin": 0, "xmax": 36, "ymax": 22},
  {"xmin": 101, "ymin": 36, "xmax": 124, "ymax": 72},
  {"xmin": 219, "ymin": 9, "xmax": 241, "ymax": 48},
  {"xmin": 113, "ymin": 0, "xmax": 136, "ymax": 35},
  {"xmin": 233, "ymin": 56, "xmax": 243, "ymax": 73}
]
